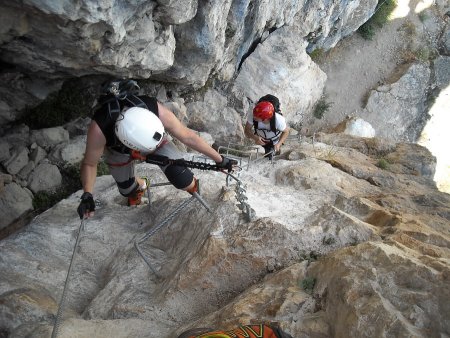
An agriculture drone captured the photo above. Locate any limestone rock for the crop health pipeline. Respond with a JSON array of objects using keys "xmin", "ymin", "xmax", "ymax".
[
  {"xmin": 186, "ymin": 89, "xmax": 244, "ymax": 146},
  {"xmin": 308, "ymin": 241, "xmax": 450, "ymax": 338},
  {"xmin": 0, "ymin": 141, "xmax": 10, "ymax": 163},
  {"xmin": 30, "ymin": 127, "xmax": 69, "ymax": 150},
  {"xmin": 332, "ymin": 117, "xmax": 376, "ymax": 138},
  {"xmin": 48, "ymin": 135, "xmax": 87, "ymax": 165},
  {"xmin": 0, "ymin": 182, "xmax": 33, "ymax": 230},
  {"xmin": 27, "ymin": 163, "xmax": 62, "ymax": 194},
  {"xmin": 0, "ymin": 136, "xmax": 448, "ymax": 337},
  {"xmin": 29, "ymin": 144, "xmax": 47, "ymax": 165},
  {"xmin": 3, "ymin": 146, "xmax": 29, "ymax": 176},
  {"xmin": 363, "ymin": 63, "xmax": 431, "ymax": 142},
  {"xmin": 434, "ymin": 56, "xmax": 450, "ymax": 90}
]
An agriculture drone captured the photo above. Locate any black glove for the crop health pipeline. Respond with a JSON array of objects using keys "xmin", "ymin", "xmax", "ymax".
[
  {"xmin": 77, "ymin": 192, "xmax": 95, "ymax": 219},
  {"xmin": 216, "ymin": 156, "xmax": 238, "ymax": 172}
]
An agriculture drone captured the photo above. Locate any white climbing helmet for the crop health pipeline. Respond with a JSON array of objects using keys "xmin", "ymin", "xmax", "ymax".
[{"xmin": 115, "ymin": 107, "xmax": 165, "ymax": 153}]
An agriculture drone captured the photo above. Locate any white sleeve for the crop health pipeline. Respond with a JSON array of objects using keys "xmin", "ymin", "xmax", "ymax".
[{"xmin": 276, "ymin": 113, "xmax": 287, "ymax": 131}]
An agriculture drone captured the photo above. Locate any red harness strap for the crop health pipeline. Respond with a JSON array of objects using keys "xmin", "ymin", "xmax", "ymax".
[{"xmin": 106, "ymin": 139, "xmax": 169, "ymax": 167}]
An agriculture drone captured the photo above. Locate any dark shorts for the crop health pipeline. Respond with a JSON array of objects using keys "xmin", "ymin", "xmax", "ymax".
[
  {"xmin": 105, "ymin": 140, "xmax": 193, "ymax": 196},
  {"xmin": 263, "ymin": 140, "xmax": 274, "ymax": 158}
]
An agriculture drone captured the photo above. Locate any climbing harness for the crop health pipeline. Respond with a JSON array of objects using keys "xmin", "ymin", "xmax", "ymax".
[{"xmin": 51, "ymin": 219, "xmax": 86, "ymax": 338}]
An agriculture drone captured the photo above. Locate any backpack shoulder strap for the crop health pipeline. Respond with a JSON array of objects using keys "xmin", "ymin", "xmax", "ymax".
[
  {"xmin": 100, "ymin": 94, "xmax": 151, "ymax": 121},
  {"xmin": 97, "ymin": 95, "xmax": 121, "ymax": 119},
  {"xmin": 124, "ymin": 95, "xmax": 148, "ymax": 109},
  {"xmin": 270, "ymin": 114, "xmax": 277, "ymax": 132},
  {"xmin": 253, "ymin": 120, "xmax": 258, "ymax": 134}
]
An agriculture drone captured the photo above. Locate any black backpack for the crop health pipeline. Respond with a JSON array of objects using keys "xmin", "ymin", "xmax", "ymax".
[
  {"xmin": 253, "ymin": 94, "xmax": 281, "ymax": 133},
  {"xmin": 97, "ymin": 79, "xmax": 148, "ymax": 118}
]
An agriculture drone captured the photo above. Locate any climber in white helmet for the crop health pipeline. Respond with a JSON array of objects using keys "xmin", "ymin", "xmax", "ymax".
[{"xmin": 77, "ymin": 79, "xmax": 237, "ymax": 219}]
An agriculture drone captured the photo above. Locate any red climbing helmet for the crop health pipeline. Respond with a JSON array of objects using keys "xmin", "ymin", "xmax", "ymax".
[{"xmin": 253, "ymin": 101, "xmax": 274, "ymax": 120}]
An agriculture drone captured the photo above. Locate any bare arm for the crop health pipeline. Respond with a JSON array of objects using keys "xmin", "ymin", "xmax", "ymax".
[
  {"xmin": 157, "ymin": 102, "xmax": 223, "ymax": 162},
  {"xmin": 81, "ymin": 121, "xmax": 106, "ymax": 194},
  {"xmin": 274, "ymin": 127, "xmax": 290, "ymax": 151},
  {"xmin": 279, "ymin": 126, "xmax": 290, "ymax": 144}
]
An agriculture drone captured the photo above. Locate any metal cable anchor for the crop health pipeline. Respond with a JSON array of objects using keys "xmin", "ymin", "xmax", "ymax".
[
  {"xmin": 135, "ymin": 182, "xmax": 211, "ymax": 274},
  {"xmin": 51, "ymin": 219, "xmax": 85, "ymax": 338}
]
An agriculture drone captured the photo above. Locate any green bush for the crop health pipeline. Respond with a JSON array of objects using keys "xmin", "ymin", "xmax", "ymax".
[
  {"xmin": 358, "ymin": 0, "xmax": 397, "ymax": 40},
  {"xmin": 309, "ymin": 48, "xmax": 324, "ymax": 61},
  {"xmin": 313, "ymin": 97, "xmax": 332, "ymax": 119},
  {"xmin": 414, "ymin": 47, "xmax": 432, "ymax": 62},
  {"xmin": 97, "ymin": 160, "xmax": 110, "ymax": 176},
  {"xmin": 300, "ymin": 277, "xmax": 316, "ymax": 294},
  {"xmin": 358, "ymin": 23, "xmax": 375, "ymax": 40},
  {"xmin": 32, "ymin": 190, "xmax": 65, "ymax": 212},
  {"xmin": 418, "ymin": 12, "xmax": 428, "ymax": 22},
  {"xmin": 370, "ymin": 0, "xmax": 397, "ymax": 27},
  {"xmin": 377, "ymin": 158, "xmax": 390, "ymax": 169}
]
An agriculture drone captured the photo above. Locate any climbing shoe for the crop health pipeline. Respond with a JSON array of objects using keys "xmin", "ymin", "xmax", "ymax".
[{"xmin": 127, "ymin": 177, "xmax": 149, "ymax": 206}]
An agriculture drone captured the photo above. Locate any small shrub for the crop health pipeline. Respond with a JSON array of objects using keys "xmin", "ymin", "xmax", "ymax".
[
  {"xmin": 313, "ymin": 97, "xmax": 332, "ymax": 119},
  {"xmin": 370, "ymin": 0, "xmax": 397, "ymax": 27},
  {"xmin": 309, "ymin": 48, "xmax": 324, "ymax": 61},
  {"xmin": 358, "ymin": 23, "xmax": 375, "ymax": 40},
  {"xmin": 358, "ymin": 0, "xmax": 397, "ymax": 40},
  {"xmin": 400, "ymin": 47, "xmax": 436, "ymax": 64},
  {"xmin": 32, "ymin": 191, "xmax": 63, "ymax": 212},
  {"xmin": 300, "ymin": 277, "xmax": 316, "ymax": 294},
  {"xmin": 414, "ymin": 47, "xmax": 432, "ymax": 62},
  {"xmin": 399, "ymin": 49, "xmax": 417, "ymax": 64},
  {"xmin": 313, "ymin": 143, "xmax": 339, "ymax": 161},
  {"xmin": 97, "ymin": 160, "xmax": 110, "ymax": 176},
  {"xmin": 377, "ymin": 158, "xmax": 390, "ymax": 169},
  {"xmin": 399, "ymin": 20, "xmax": 416, "ymax": 36},
  {"xmin": 418, "ymin": 11, "xmax": 428, "ymax": 22},
  {"xmin": 322, "ymin": 145, "xmax": 339, "ymax": 160}
]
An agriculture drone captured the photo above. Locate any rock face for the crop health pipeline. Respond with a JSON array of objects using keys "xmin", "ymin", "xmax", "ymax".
[
  {"xmin": 0, "ymin": 124, "xmax": 84, "ymax": 231},
  {"xmin": 0, "ymin": 0, "xmax": 376, "ymax": 87},
  {"xmin": 0, "ymin": 0, "xmax": 379, "ymax": 131},
  {"xmin": 363, "ymin": 63, "xmax": 431, "ymax": 142},
  {"xmin": 0, "ymin": 133, "xmax": 448, "ymax": 338},
  {"xmin": 0, "ymin": 182, "xmax": 33, "ymax": 230},
  {"xmin": 0, "ymin": 2, "xmax": 449, "ymax": 336}
]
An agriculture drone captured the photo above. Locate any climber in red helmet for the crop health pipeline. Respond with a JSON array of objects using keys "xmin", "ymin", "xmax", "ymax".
[{"xmin": 244, "ymin": 94, "xmax": 290, "ymax": 159}]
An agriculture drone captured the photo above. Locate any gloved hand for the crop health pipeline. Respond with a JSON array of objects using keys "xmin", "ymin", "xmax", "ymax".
[
  {"xmin": 216, "ymin": 156, "xmax": 238, "ymax": 172},
  {"xmin": 77, "ymin": 192, "xmax": 95, "ymax": 219}
]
